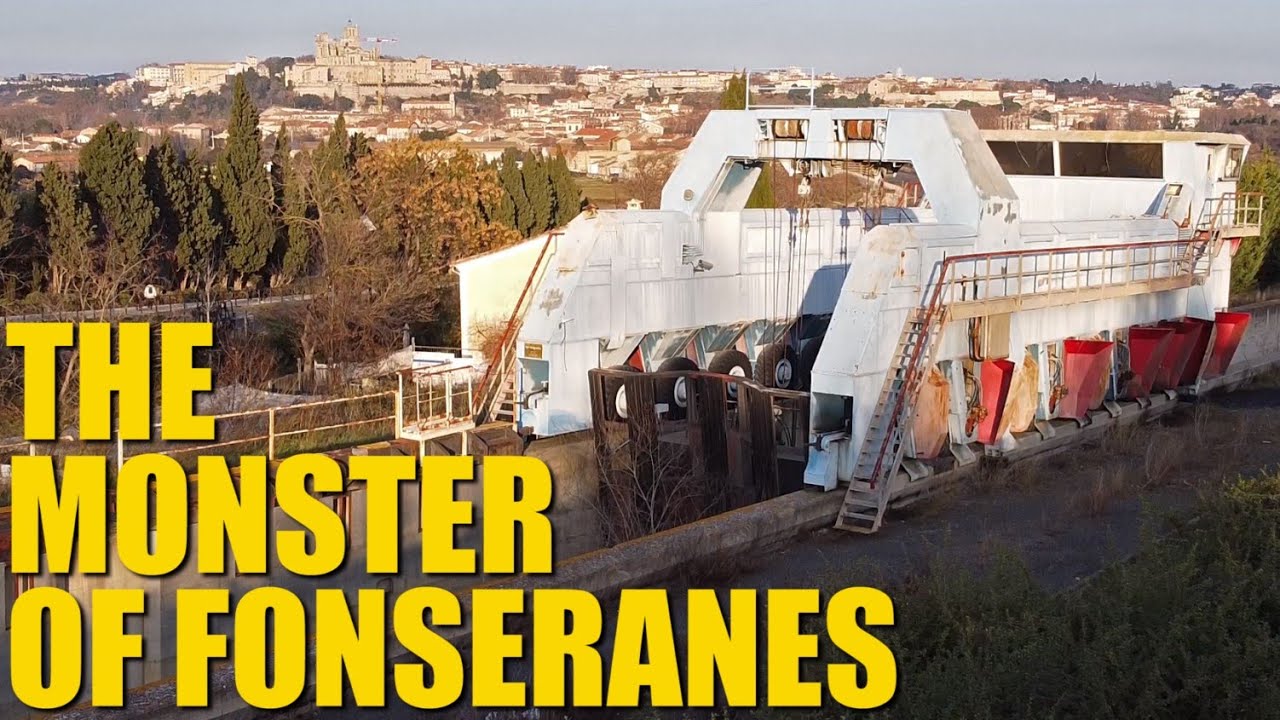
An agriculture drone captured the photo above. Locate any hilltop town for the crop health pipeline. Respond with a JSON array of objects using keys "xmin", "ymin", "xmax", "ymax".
[{"xmin": 3, "ymin": 23, "xmax": 1279, "ymax": 205}]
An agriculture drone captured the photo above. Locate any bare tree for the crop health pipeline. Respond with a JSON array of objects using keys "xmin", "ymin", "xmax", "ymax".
[
  {"xmin": 594, "ymin": 428, "xmax": 729, "ymax": 546},
  {"xmin": 621, "ymin": 151, "xmax": 678, "ymax": 209}
]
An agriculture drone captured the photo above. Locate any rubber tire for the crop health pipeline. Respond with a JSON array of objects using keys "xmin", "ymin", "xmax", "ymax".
[
  {"xmin": 708, "ymin": 350, "xmax": 752, "ymax": 400},
  {"xmin": 797, "ymin": 336, "xmax": 824, "ymax": 391},
  {"xmin": 656, "ymin": 356, "xmax": 699, "ymax": 420},
  {"xmin": 755, "ymin": 342, "xmax": 800, "ymax": 390},
  {"xmin": 602, "ymin": 364, "xmax": 641, "ymax": 421}
]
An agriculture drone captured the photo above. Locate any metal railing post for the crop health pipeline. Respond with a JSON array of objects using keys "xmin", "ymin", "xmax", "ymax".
[
  {"xmin": 445, "ymin": 371, "xmax": 454, "ymax": 421},
  {"xmin": 267, "ymin": 408, "xmax": 276, "ymax": 461},
  {"xmin": 395, "ymin": 373, "xmax": 404, "ymax": 439}
]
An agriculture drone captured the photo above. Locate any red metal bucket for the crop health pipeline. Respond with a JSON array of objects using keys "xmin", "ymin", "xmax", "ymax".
[
  {"xmin": 977, "ymin": 358, "xmax": 1016, "ymax": 445},
  {"xmin": 1175, "ymin": 317, "xmax": 1215, "ymax": 387},
  {"xmin": 1154, "ymin": 320, "xmax": 1201, "ymax": 391},
  {"xmin": 1203, "ymin": 311, "xmax": 1251, "ymax": 379},
  {"xmin": 1124, "ymin": 326, "xmax": 1175, "ymax": 398},
  {"xmin": 1059, "ymin": 339, "xmax": 1114, "ymax": 420}
]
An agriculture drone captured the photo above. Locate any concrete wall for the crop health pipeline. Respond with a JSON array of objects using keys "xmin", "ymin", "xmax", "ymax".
[{"xmin": 455, "ymin": 235, "xmax": 550, "ymax": 356}]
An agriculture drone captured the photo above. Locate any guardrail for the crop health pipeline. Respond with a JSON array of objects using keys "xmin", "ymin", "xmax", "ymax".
[
  {"xmin": 0, "ymin": 391, "xmax": 399, "ymax": 472},
  {"xmin": 937, "ymin": 237, "xmax": 1207, "ymax": 320},
  {"xmin": 399, "ymin": 362, "xmax": 476, "ymax": 439},
  {"xmin": 1200, "ymin": 192, "xmax": 1265, "ymax": 235},
  {"xmin": 0, "ymin": 293, "xmax": 311, "ymax": 324}
]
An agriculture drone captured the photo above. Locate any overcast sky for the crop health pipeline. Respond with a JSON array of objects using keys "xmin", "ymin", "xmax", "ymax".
[{"xmin": 0, "ymin": 0, "xmax": 1275, "ymax": 85}]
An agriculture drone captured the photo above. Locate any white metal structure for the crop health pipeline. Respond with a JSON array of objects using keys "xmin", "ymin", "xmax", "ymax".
[{"xmin": 455, "ymin": 109, "xmax": 1262, "ymax": 526}]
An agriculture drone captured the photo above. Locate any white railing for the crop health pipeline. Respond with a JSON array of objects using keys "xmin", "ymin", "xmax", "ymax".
[
  {"xmin": 936, "ymin": 237, "xmax": 1206, "ymax": 320},
  {"xmin": 1199, "ymin": 192, "xmax": 1264, "ymax": 235}
]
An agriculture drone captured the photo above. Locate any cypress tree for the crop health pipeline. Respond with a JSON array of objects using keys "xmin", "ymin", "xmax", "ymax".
[
  {"xmin": 269, "ymin": 126, "xmax": 312, "ymax": 284},
  {"xmin": 79, "ymin": 121, "xmax": 156, "ymax": 264},
  {"xmin": 498, "ymin": 149, "xmax": 533, "ymax": 237},
  {"xmin": 143, "ymin": 137, "xmax": 189, "ymax": 264},
  {"xmin": 40, "ymin": 163, "xmax": 94, "ymax": 295},
  {"xmin": 314, "ymin": 114, "xmax": 356, "ymax": 217},
  {"xmin": 0, "ymin": 152, "xmax": 16, "ymax": 253},
  {"xmin": 522, "ymin": 151, "xmax": 554, "ymax": 233},
  {"xmin": 718, "ymin": 72, "xmax": 774, "ymax": 208},
  {"xmin": 215, "ymin": 74, "xmax": 275, "ymax": 281},
  {"xmin": 719, "ymin": 71, "xmax": 748, "ymax": 110},
  {"xmin": 349, "ymin": 132, "xmax": 372, "ymax": 166},
  {"xmin": 270, "ymin": 127, "xmax": 290, "ymax": 209},
  {"xmin": 549, "ymin": 151, "xmax": 583, "ymax": 227},
  {"xmin": 1239, "ymin": 148, "xmax": 1280, "ymax": 292},
  {"xmin": 316, "ymin": 113, "xmax": 351, "ymax": 176},
  {"xmin": 178, "ymin": 159, "xmax": 224, "ymax": 296},
  {"xmin": 746, "ymin": 166, "xmax": 775, "ymax": 209},
  {"xmin": 280, "ymin": 159, "xmax": 312, "ymax": 284},
  {"xmin": 483, "ymin": 159, "xmax": 516, "ymax": 229}
]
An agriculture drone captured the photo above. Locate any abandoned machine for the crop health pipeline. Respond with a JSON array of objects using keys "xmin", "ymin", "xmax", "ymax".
[{"xmin": 454, "ymin": 107, "xmax": 1264, "ymax": 533}]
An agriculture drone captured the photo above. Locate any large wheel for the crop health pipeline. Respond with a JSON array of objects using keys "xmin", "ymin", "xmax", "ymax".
[
  {"xmin": 797, "ymin": 336, "xmax": 824, "ymax": 391},
  {"xmin": 708, "ymin": 350, "xmax": 752, "ymax": 400},
  {"xmin": 656, "ymin": 356, "xmax": 699, "ymax": 420},
  {"xmin": 755, "ymin": 342, "xmax": 800, "ymax": 390},
  {"xmin": 602, "ymin": 365, "xmax": 641, "ymax": 421}
]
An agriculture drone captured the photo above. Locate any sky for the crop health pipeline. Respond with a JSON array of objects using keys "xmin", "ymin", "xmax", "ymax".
[{"xmin": 0, "ymin": 0, "xmax": 1275, "ymax": 86}]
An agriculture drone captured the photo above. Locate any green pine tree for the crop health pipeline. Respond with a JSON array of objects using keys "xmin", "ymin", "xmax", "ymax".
[
  {"xmin": 718, "ymin": 72, "xmax": 775, "ymax": 208},
  {"xmin": 549, "ymin": 151, "xmax": 583, "ymax": 227},
  {"xmin": 349, "ymin": 132, "xmax": 372, "ymax": 165},
  {"xmin": 522, "ymin": 151, "xmax": 554, "ymax": 233},
  {"xmin": 79, "ymin": 121, "xmax": 157, "ymax": 264},
  {"xmin": 215, "ymin": 74, "xmax": 275, "ymax": 281},
  {"xmin": 269, "ymin": 126, "xmax": 312, "ymax": 284},
  {"xmin": 498, "ymin": 149, "xmax": 534, "ymax": 236},
  {"xmin": 39, "ymin": 163, "xmax": 95, "ymax": 295},
  {"xmin": 746, "ymin": 164, "xmax": 775, "ymax": 209},
  {"xmin": 317, "ymin": 113, "xmax": 351, "ymax": 173},
  {"xmin": 314, "ymin": 114, "xmax": 357, "ymax": 218},
  {"xmin": 1239, "ymin": 148, "xmax": 1280, "ymax": 293},
  {"xmin": 270, "ymin": 128, "xmax": 291, "ymax": 209},
  {"xmin": 483, "ymin": 159, "xmax": 516, "ymax": 229},
  {"xmin": 144, "ymin": 137, "xmax": 189, "ymax": 266},
  {"xmin": 719, "ymin": 71, "xmax": 748, "ymax": 110},
  {"xmin": 178, "ymin": 160, "xmax": 224, "ymax": 298},
  {"xmin": 280, "ymin": 159, "xmax": 312, "ymax": 284},
  {"xmin": 0, "ymin": 151, "xmax": 16, "ymax": 253}
]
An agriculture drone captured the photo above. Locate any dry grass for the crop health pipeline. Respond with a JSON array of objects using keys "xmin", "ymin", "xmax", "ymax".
[
  {"xmin": 919, "ymin": 400, "xmax": 1268, "ymax": 521},
  {"xmin": 1071, "ymin": 467, "xmax": 1136, "ymax": 517},
  {"xmin": 976, "ymin": 457, "xmax": 1045, "ymax": 492},
  {"xmin": 1067, "ymin": 402, "xmax": 1255, "ymax": 517}
]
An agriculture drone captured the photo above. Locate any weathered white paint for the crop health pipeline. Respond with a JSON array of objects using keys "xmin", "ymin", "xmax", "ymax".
[{"xmin": 483, "ymin": 108, "xmax": 1253, "ymax": 442}]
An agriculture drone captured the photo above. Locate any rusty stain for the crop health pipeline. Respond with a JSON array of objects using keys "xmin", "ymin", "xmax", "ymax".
[{"xmin": 539, "ymin": 288, "xmax": 564, "ymax": 311}]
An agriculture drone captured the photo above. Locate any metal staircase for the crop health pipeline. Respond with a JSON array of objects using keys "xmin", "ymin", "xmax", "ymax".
[
  {"xmin": 836, "ymin": 305, "xmax": 947, "ymax": 532},
  {"xmin": 834, "ymin": 193, "xmax": 1264, "ymax": 534},
  {"xmin": 472, "ymin": 232, "xmax": 557, "ymax": 427},
  {"xmin": 1183, "ymin": 192, "xmax": 1264, "ymax": 277},
  {"xmin": 491, "ymin": 368, "xmax": 518, "ymax": 424}
]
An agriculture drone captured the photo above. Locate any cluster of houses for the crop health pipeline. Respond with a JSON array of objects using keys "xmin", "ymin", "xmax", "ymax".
[{"xmin": 7, "ymin": 39, "xmax": 1280, "ymax": 182}]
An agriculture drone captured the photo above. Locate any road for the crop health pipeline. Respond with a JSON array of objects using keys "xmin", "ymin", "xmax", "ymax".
[{"xmin": 0, "ymin": 292, "xmax": 310, "ymax": 324}]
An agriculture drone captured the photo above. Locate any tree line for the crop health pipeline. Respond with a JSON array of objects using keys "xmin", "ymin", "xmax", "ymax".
[{"xmin": 0, "ymin": 74, "xmax": 585, "ymax": 314}]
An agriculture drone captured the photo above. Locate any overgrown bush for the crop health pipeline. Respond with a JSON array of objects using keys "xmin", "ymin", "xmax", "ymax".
[{"xmin": 1234, "ymin": 149, "xmax": 1280, "ymax": 295}]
